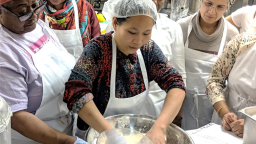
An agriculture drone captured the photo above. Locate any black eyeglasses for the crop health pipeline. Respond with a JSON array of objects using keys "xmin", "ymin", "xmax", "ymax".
[{"xmin": 1, "ymin": 1, "xmax": 47, "ymax": 22}]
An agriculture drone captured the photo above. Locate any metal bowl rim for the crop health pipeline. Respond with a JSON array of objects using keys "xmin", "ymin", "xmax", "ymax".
[{"xmin": 85, "ymin": 114, "xmax": 195, "ymax": 144}]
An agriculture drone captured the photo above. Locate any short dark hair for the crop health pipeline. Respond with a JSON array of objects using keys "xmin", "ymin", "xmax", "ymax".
[{"xmin": 116, "ymin": 17, "xmax": 130, "ymax": 25}]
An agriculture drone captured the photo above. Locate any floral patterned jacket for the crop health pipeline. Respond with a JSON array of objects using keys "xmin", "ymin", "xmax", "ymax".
[{"xmin": 206, "ymin": 33, "xmax": 256, "ymax": 105}]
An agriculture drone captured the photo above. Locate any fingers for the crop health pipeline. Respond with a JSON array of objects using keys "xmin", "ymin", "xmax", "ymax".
[
  {"xmin": 230, "ymin": 121, "xmax": 239, "ymax": 132},
  {"xmin": 226, "ymin": 113, "xmax": 237, "ymax": 123},
  {"xmin": 146, "ymin": 128, "xmax": 166, "ymax": 144},
  {"xmin": 235, "ymin": 130, "xmax": 243, "ymax": 138},
  {"xmin": 230, "ymin": 113, "xmax": 237, "ymax": 121},
  {"xmin": 230, "ymin": 119, "xmax": 244, "ymax": 138},
  {"xmin": 222, "ymin": 119, "xmax": 231, "ymax": 131},
  {"xmin": 222, "ymin": 113, "xmax": 237, "ymax": 125},
  {"xmin": 238, "ymin": 133, "xmax": 243, "ymax": 138}
]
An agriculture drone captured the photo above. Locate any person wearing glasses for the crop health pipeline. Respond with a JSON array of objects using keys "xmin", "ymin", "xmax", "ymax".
[
  {"xmin": 38, "ymin": 0, "xmax": 100, "ymax": 60},
  {"xmin": 177, "ymin": 0, "xmax": 239, "ymax": 130},
  {"xmin": 0, "ymin": 0, "xmax": 88, "ymax": 143}
]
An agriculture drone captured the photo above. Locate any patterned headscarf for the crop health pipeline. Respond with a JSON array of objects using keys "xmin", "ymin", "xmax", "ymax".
[{"xmin": 39, "ymin": 0, "xmax": 92, "ymax": 47}]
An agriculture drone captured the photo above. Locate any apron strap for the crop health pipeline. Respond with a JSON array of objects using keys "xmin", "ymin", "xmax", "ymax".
[
  {"xmin": 110, "ymin": 34, "xmax": 117, "ymax": 98},
  {"xmin": 137, "ymin": 50, "xmax": 149, "ymax": 90},
  {"xmin": 72, "ymin": 0, "xmax": 80, "ymax": 31},
  {"xmin": 185, "ymin": 13, "xmax": 197, "ymax": 49},
  {"xmin": 110, "ymin": 34, "xmax": 149, "ymax": 98},
  {"xmin": 218, "ymin": 17, "xmax": 227, "ymax": 57},
  {"xmin": 185, "ymin": 13, "xmax": 228, "ymax": 57}
]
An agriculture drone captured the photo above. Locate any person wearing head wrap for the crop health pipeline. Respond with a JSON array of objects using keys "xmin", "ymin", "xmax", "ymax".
[
  {"xmin": 0, "ymin": 0, "xmax": 88, "ymax": 143},
  {"xmin": 64, "ymin": 0, "xmax": 186, "ymax": 143},
  {"xmin": 38, "ymin": 0, "xmax": 100, "ymax": 60},
  {"xmin": 177, "ymin": 0, "xmax": 239, "ymax": 130}
]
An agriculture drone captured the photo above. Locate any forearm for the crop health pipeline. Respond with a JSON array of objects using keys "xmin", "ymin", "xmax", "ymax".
[
  {"xmin": 154, "ymin": 88, "xmax": 185, "ymax": 129},
  {"xmin": 213, "ymin": 100, "xmax": 231, "ymax": 119},
  {"xmin": 225, "ymin": 15, "xmax": 238, "ymax": 28},
  {"xmin": 11, "ymin": 110, "xmax": 75, "ymax": 144},
  {"xmin": 78, "ymin": 100, "xmax": 113, "ymax": 133}
]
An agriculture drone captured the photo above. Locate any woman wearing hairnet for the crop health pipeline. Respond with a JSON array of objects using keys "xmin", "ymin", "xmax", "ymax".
[
  {"xmin": 206, "ymin": 18, "xmax": 256, "ymax": 138},
  {"xmin": 64, "ymin": 0, "xmax": 185, "ymax": 143},
  {"xmin": 177, "ymin": 0, "xmax": 239, "ymax": 130}
]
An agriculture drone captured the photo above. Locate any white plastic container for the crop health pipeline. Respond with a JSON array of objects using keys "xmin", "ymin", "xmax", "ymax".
[
  {"xmin": 0, "ymin": 96, "xmax": 12, "ymax": 144},
  {"xmin": 239, "ymin": 106, "xmax": 256, "ymax": 144}
]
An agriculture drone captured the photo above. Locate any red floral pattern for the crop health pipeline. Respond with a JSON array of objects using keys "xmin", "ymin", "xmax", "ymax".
[{"xmin": 64, "ymin": 32, "xmax": 185, "ymax": 129}]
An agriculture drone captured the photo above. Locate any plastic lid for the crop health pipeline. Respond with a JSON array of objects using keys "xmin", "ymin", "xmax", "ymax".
[{"xmin": 0, "ymin": 96, "xmax": 12, "ymax": 133}]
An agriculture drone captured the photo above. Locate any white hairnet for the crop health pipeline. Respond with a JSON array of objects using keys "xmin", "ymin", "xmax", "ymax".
[{"xmin": 102, "ymin": 0, "xmax": 158, "ymax": 22}]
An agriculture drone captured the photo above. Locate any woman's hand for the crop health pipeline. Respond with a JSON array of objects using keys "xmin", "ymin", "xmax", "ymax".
[
  {"xmin": 104, "ymin": 129, "xmax": 128, "ymax": 144},
  {"xmin": 230, "ymin": 119, "xmax": 244, "ymax": 138},
  {"xmin": 221, "ymin": 112, "xmax": 237, "ymax": 131},
  {"xmin": 146, "ymin": 125, "xmax": 166, "ymax": 144}
]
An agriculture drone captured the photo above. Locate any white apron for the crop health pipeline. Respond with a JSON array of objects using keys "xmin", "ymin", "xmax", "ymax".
[
  {"xmin": 148, "ymin": 14, "xmax": 173, "ymax": 117},
  {"xmin": 182, "ymin": 13, "xmax": 227, "ymax": 130},
  {"xmin": 103, "ymin": 34, "xmax": 151, "ymax": 117},
  {"xmin": 2, "ymin": 20, "xmax": 76, "ymax": 144},
  {"xmin": 45, "ymin": 0, "xmax": 83, "ymax": 60},
  {"xmin": 211, "ymin": 43, "xmax": 256, "ymax": 124}
]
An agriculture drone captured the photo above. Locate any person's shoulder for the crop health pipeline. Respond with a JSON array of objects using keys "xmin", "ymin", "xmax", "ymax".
[
  {"xmin": 238, "ymin": 5, "xmax": 256, "ymax": 16},
  {"xmin": 177, "ymin": 15, "xmax": 192, "ymax": 31},
  {"xmin": 85, "ymin": 0, "xmax": 94, "ymax": 10},
  {"xmin": 38, "ymin": 19, "xmax": 48, "ymax": 27},
  {"xmin": 234, "ymin": 33, "xmax": 256, "ymax": 44},
  {"xmin": 252, "ymin": 5, "xmax": 256, "ymax": 9},
  {"xmin": 159, "ymin": 16, "xmax": 183, "ymax": 38},
  {"xmin": 226, "ymin": 33, "xmax": 256, "ymax": 57},
  {"xmin": 0, "ymin": 36, "xmax": 31, "ymax": 69},
  {"xmin": 141, "ymin": 39, "xmax": 161, "ymax": 54},
  {"xmin": 85, "ymin": 32, "xmax": 113, "ymax": 51},
  {"xmin": 177, "ymin": 15, "xmax": 192, "ymax": 25},
  {"xmin": 37, "ymin": 19, "xmax": 56, "ymax": 36},
  {"xmin": 0, "ymin": 32, "xmax": 22, "ymax": 57},
  {"xmin": 232, "ymin": 5, "xmax": 254, "ymax": 16},
  {"xmin": 242, "ymin": 5, "xmax": 256, "ymax": 11},
  {"xmin": 91, "ymin": 32, "xmax": 112, "ymax": 44},
  {"xmin": 160, "ymin": 14, "xmax": 180, "ymax": 27}
]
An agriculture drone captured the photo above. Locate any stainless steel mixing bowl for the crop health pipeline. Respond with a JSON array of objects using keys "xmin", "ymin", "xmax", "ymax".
[{"xmin": 85, "ymin": 114, "xmax": 194, "ymax": 144}]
